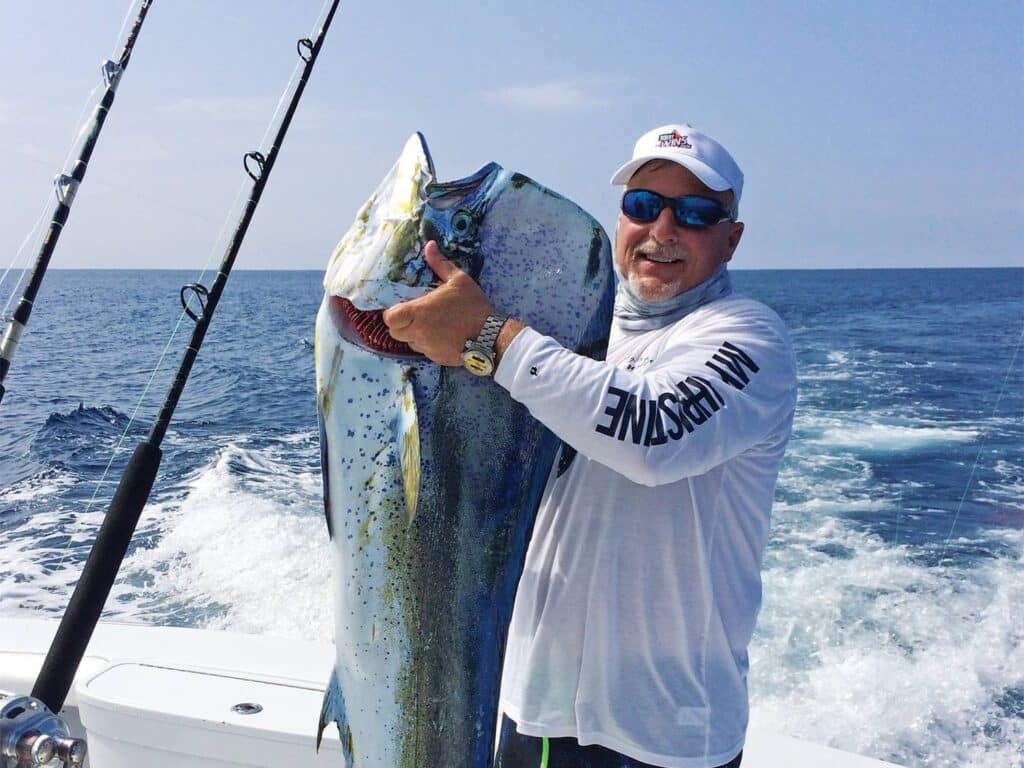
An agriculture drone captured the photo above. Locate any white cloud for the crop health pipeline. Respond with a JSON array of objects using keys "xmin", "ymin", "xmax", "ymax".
[{"xmin": 483, "ymin": 80, "xmax": 609, "ymax": 111}]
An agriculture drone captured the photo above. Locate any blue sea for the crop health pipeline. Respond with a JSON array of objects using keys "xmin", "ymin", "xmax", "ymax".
[{"xmin": 0, "ymin": 267, "xmax": 1021, "ymax": 767}]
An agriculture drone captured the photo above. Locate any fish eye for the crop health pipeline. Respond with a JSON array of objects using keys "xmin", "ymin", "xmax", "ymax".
[{"xmin": 451, "ymin": 210, "xmax": 474, "ymax": 235}]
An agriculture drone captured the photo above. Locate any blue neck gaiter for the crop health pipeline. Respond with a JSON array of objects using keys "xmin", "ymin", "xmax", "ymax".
[{"xmin": 613, "ymin": 263, "xmax": 733, "ymax": 332}]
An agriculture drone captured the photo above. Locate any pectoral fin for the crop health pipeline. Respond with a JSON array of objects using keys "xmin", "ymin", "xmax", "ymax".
[{"xmin": 397, "ymin": 371, "xmax": 420, "ymax": 525}]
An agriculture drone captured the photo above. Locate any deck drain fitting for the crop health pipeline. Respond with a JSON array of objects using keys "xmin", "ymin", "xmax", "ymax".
[{"xmin": 231, "ymin": 702, "xmax": 263, "ymax": 715}]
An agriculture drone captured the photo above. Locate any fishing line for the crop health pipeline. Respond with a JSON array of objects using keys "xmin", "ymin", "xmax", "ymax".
[
  {"xmin": 112, "ymin": 0, "xmax": 144, "ymax": 55},
  {"xmin": 30, "ymin": 158, "xmax": 259, "ymax": 573},
  {"xmin": 51, "ymin": 0, "xmax": 314, "ymax": 537},
  {"xmin": 5, "ymin": 1, "xmax": 151, "ymax": 574},
  {"xmin": 1, "ymin": 2, "xmax": 238, "ymax": 289},
  {"xmin": 0, "ymin": 204, "xmax": 49, "ymax": 318},
  {"xmin": 938, "ymin": 322, "xmax": 1024, "ymax": 563},
  {"xmin": 0, "ymin": 0, "xmax": 154, "ymax": 407},
  {"xmin": 60, "ymin": 0, "xmax": 334, "ymax": 560},
  {"xmin": 1, "ymin": 0, "xmax": 135, "ymax": 303},
  {"xmin": 0, "ymin": 80, "xmax": 105, "ymax": 307},
  {"xmin": 59, "ymin": 85, "xmax": 106, "ymax": 177},
  {"xmin": 33, "ymin": 0, "xmax": 342, "ymax": 714},
  {"xmin": 56, "ymin": 183, "xmax": 259, "ymax": 565},
  {"xmin": 250, "ymin": 0, "xmax": 332, "ymax": 153},
  {"xmin": 308, "ymin": 0, "xmax": 336, "ymax": 45},
  {"xmin": 193, "ymin": 0, "xmax": 329, "ymax": 286}
]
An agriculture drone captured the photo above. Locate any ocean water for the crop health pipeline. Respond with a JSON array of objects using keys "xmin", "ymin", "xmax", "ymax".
[{"xmin": 0, "ymin": 267, "xmax": 1021, "ymax": 767}]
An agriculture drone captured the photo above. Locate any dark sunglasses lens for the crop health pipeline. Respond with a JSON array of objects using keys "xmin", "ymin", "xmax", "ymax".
[
  {"xmin": 622, "ymin": 190, "xmax": 664, "ymax": 222},
  {"xmin": 624, "ymin": 191, "xmax": 729, "ymax": 227},
  {"xmin": 673, "ymin": 197, "xmax": 728, "ymax": 227}
]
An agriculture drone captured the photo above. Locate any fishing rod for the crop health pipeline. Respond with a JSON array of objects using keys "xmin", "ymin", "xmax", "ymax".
[
  {"xmin": 0, "ymin": 0, "xmax": 154, "ymax": 408},
  {"xmin": 26, "ymin": 0, "xmax": 342, "ymax": 719}
]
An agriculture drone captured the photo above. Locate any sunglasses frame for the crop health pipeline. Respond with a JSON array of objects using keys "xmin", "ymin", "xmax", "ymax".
[{"xmin": 621, "ymin": 189, "xmax": 734, "ymax": 229}]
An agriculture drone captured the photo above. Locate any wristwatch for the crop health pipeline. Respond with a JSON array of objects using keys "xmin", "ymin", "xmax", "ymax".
[{"xmin": 461, "ymin": 313, "xmax": 508, "ymax": 377}]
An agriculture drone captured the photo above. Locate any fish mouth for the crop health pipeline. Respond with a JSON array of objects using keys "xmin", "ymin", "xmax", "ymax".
[{"xmin": 328, "ymin": 296, "xmax": 425, "ymax": 359}]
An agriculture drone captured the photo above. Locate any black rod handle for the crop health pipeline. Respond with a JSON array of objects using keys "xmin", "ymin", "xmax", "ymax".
[{"xmin": 31, "ymin": 442, "xmax": 162, "ymax": 712}]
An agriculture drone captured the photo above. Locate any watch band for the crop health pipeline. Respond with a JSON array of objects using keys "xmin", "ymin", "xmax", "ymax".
[
  {"xmin": 460, "ymin": 313, "xmax": 508, "ymax": 376},
  {"xmin": 474, "ymin": 313, "xmax": 508, "ymax": 351}
]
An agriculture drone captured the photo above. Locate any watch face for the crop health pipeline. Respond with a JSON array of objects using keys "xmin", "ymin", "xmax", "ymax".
[{"xmin": 461, "ymin": 349, "xmax": 494, "ymax": 376}]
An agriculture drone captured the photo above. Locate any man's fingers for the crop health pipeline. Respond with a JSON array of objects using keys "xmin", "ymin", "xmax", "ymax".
[
  {"xmin": 382, "ymin": 302, "xmax": 412, "ymax": 330},
  {"xmin": 380, "ymin": 242, "xmax": 492, "ymax": 367},
  {"xmin": 424, "ymin": 241, "xmax": 462, "ymax": 282}
]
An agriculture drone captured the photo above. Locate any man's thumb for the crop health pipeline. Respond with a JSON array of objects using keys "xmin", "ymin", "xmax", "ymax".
[{"xmin": 424, "ymin": 241, "xmax": 462, "ymax": 282}]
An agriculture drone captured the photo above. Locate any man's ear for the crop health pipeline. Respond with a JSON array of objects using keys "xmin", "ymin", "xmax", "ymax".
[{"xmin": 724, "ymin": 221, "xmax": 744, "ymax": 262}]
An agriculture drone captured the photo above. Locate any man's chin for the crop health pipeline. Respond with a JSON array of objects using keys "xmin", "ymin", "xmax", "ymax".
[{"xmin": 626, "ymin": 272, "xmax": 686, "ymax": 302}]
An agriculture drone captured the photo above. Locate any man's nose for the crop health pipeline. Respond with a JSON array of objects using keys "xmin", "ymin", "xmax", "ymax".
[{"xmin": 649, "ymin": 206, "xmax": 679, "ymax": 243}]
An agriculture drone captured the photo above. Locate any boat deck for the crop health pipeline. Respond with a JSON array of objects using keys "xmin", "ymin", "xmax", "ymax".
[{"xmin": 0, "ymin": 618, "xmax": 901, "ymax": 767}]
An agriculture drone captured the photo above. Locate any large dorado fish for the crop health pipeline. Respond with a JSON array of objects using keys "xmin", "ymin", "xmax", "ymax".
[{"xmin": 315, "ymin": 133, "xmax": 614, "ymax": 767}]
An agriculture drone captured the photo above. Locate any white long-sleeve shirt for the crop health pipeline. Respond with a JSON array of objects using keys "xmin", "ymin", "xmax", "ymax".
[{"xmin": 494, "ymin": 294, "xmax": 797, "ymax": 768}]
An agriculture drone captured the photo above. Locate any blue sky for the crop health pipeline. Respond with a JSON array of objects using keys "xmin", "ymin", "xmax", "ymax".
[{"xmin": 0, "ymin": 0, "xmax": 1021, "ymax": 270}]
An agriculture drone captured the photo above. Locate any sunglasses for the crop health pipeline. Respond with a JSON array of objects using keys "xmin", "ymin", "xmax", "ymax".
[{"xmin": 621, "ymin": 189, "xmax": 733, "ymax": 229}]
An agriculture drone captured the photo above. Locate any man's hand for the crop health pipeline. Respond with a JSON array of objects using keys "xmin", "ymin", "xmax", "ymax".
[{"xmin": 383, "ymin": 241, "xmax": 493, "ymax": 366}]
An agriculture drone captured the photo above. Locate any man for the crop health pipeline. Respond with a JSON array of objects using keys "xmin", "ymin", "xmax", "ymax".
[{"xmin": 383, "ymin": 124, "xmax": 797, "ymax": 768}]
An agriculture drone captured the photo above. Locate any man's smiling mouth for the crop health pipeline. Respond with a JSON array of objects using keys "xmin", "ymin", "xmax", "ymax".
[{"xmin": 638, "ymin": 251, "xmax": 682, "ymax": 264}]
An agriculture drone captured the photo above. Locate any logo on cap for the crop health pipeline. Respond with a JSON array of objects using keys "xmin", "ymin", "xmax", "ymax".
[{"xmin": 657, "ymin": 130, "xmax": 691, "ymax": 149}]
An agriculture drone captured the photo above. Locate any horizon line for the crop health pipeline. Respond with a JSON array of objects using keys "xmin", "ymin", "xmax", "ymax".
[{"xmin": 35, "ymin": 264, "xmax": 1024, "ymax": 273}]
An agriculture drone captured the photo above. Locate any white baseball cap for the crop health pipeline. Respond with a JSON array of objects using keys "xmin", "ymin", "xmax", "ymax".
[{"xmin": 610, "ymin": 123, "xmax": 743, "ymax": 211}]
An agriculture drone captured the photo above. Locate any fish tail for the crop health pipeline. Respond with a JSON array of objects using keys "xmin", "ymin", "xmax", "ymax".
[{"xmin": 318, "ymin": 669, "xmax": 354, "ymax": 766}]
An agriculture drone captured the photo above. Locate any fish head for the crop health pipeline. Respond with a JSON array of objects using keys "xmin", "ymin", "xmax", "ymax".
[
  {"xmin": 321, "ymin": 132, "xmax": 613, "ymax": 362},
  {"xmin": 322, "ymin": 132, "xmax": 502, "ymax": 359},
  {"xmin": 420, "ymin": 160, "xmax": 503, "ymax": 282}
]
